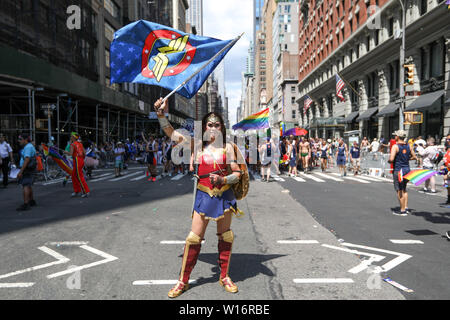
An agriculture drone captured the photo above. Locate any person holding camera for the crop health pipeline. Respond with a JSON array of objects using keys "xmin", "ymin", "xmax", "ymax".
[{"xmin": 16, "ymin": 133, "xmax": 37, "ymax": 211}]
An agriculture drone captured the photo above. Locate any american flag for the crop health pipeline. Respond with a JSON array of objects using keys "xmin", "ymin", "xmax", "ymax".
[
  {"xmin": 336, "ymin": 74, "xmax": 345, "ymax": 102},
  {"xmin": 303, "ymin": 95, "xmax": 313, "ymax": 115}
]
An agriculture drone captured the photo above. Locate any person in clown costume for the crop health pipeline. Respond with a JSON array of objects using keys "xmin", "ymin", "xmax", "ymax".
[{"xmin": 153, "ymin": 97, "xmax": 248, "ymax": 298}]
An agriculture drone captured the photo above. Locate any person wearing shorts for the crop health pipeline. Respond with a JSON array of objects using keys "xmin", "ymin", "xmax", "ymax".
[
  {"xmin": 320, "ymin": 139, "xmax": 328, "ymax": 172},
  {"xmin": 336, "ymin": 138, "xmax": 348, "ymax": 177},
  {"xmin": 389, "ymin": 130, "xmax": 417, "ymax": 216},
  {"xmin": 350, "ymin": 141, "xmax": 361, "ymax": 175},
  {"xmin": 299, "ymin": 137, "xmax": 310, "ymax": 173},
  {"xmin": 114, "ymin": 142, "xmax": 125, "ymax": 177},
  {"xmin": 16, "ymin": 133, "xmax": 37, "ymax": 211},
  {"xmin": 259, "ymin": 137, "xmax": 273, "ymax": 182}
]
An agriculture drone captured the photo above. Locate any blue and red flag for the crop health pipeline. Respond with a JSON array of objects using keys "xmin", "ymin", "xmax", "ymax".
[{"xmin": 110, "ymin": 20, "xmax": 239, "ymax": 99}]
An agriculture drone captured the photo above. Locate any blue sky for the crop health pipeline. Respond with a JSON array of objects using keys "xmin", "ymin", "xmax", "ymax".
[{"xmin": 203, "ymin": 0, "xmax": 253, "ymax": 125}]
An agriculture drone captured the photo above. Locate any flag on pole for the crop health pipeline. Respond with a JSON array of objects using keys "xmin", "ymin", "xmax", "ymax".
[
  {"xmin": 303, "ymin": 95, "xmax": 313, "ymax": 115},
  {"xmin": 336, "ymin": 74, "xmax": 345, "ymax": 102},
  {"xmin": 232, "ymin": 108, "xmax": 270, "ymax": 131},
  {"xmin": 110, "ymin": 20, "xmax": 239, "ymax": 99}
]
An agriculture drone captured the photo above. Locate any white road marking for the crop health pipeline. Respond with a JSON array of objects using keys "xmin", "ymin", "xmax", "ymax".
[
  {"xmin": 0, "ymin": 283, "xmax": 35, "ymax": 288},
  {"xmin": 331, "ymin": 173, "xmax": 370, "ymax": 184},
  {"xmin": 271, "ymin": 174, "xmax": 285, "ymax": 182},
  {"xmin": 341, "ymin": 243, "xmax": 412, "ymax": 273},
  {"xmin": 299, "ymin": 173, "xmax": 325, "ymax": 182},
  {"xmin": 0, "ymin": 246, "xmax": 70, "ymax": 281},
  {"xmin": 171, "ymin": 173, "xmax": 186, "ymax": 181},
  {"xmin": 383, "ymin": 278, "xmax": 414, "ymax": 292},
  {"xmin": 363, "ymin": 175, "xmax": 392, "ymax": 182},
  {"xmin": 322, "ymin": 244, "xmax": 385, "ymax": 274},
  {"xmin": 390, "ymin": 240, "xmax": 424, "ymax": 244},
  {"xmin": 133, "ymin": 279, "xmax": 198, "ymax": 286},
  {"xmin": 277, "ymin": 240, "xmax": 319, "ymax": 244},
  {"xmin": 292, "ymin": 176, "xmax": 306, "ymax": 182},
  {"xmin": 45, "ymin": 241, "xmax": 89, "ymax": 246},
  {"xmin": 293, "ymin": 278, "xmax": 354, "ymax": 284},
  {"xmin": 46, "ymin": 245, "xmax": 118, "ymax": 279},
  {"xmin": 314, "ymin": 172, "xmax": 344, "ymax": 182},
  {"xmin": 89, "ymin": 174, "xmax": 115, "ymax": 182},
  {"xmin": 160, "ymin": 240, "xmax": 206, "ymax": 244},
  {"xmin": 353, "ymin": 175, "xmax": 384, "ymax": 182},
  {"xmin": 109, "ymin": 171, "xmax": 141, "ymax": 181}
]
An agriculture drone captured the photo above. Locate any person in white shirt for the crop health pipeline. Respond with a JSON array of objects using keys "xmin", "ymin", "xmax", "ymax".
[
  {"xmin": 370, "ymin": 138, "xmax": 380, "ymax": 160},
  {"xmin": 0, "ymin": 134, "xmax": 14, "ymax": 188},
  {"xmin": 417, "ymin": 137, "xmax": 438, "ymax": 193},
  {"xmin": 114, "ymin": 142, "xmax": 126, "ymax": 177}
]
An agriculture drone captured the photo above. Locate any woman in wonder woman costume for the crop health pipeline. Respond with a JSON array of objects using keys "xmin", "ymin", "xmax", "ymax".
[{"xmin": 154, "ymin": 97, "xmax": 246, "ymax": 298}]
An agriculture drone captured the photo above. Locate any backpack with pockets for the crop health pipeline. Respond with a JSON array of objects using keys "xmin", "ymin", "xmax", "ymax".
[{"xmin": 26, "ymin": 155, "xmax": 37, "ymax": 172}]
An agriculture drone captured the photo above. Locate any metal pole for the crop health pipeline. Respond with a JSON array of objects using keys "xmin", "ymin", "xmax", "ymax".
[
  {"xmin": 32, "ymin": 89, "xmax": 36, "ymax": 142},
  {"xmin": 28, "ymin": 89, "xmax": 32, "ymax": 137},
  {"xmin": 57, "ymin": 96, "xmax": 60, "ymax": 148},
  {"xmin": 48, "ymin": 105, "xmax": 51, "ymax": 143},
  {"xmin": 75, "ymin": 101, "xmax": 79, "ymax": 132},
  {"xmin": 107, "ymin": 108, "xmax": 110, "ymax": 143},
  {"xmin": 96, "ymin": 104, "xmax": 99, "ymax": 146},
  {"xmin": 398, "ymin": 0, "xmax": 405, "ymax": 130}
]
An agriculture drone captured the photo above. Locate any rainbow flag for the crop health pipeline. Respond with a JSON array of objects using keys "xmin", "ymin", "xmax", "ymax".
[
  {"xmin": 232, "ymin": 108, "xmax": 270, "ymax": 131},
  {"xmin": 404, "ymin": 169, "xmax": 438, "ymax": 186},
  {"xmin": 42, "ymin": 144, "xmax": 73, "ymax": 175}
]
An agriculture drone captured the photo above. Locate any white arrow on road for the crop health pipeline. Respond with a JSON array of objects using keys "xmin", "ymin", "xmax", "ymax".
[
  {"xmin": 341, "ymin": 243, "xmax": 412, "ymax": 273},
  {"xmin": 46, "ymin": 245, "xmax": 118, "ymax": 279},
  {"xmin": 0, "ymin": 246, "xmax": 70, "ymax": 288}
]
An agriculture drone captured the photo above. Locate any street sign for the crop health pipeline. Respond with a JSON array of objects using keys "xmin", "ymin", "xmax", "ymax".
[
  {"xmin": 395, "ymin": 97, "xmax": 405, "ymax": 104},
  {"xmin": 40, "ymin": 103, "xmax": 56, "ymax": 110}
]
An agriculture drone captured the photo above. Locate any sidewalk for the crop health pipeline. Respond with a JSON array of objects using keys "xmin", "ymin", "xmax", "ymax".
[{"xmin": 241, "ymin": 180, "xmax": 405, "ymax": 300}]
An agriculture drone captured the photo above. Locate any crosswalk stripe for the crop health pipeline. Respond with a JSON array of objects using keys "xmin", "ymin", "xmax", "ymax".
[
  {"xmin": 314, "ymin": 172, "xmax": 344, "ymax": 182},
  {"xmin": 130, "ymin": 174, "xmax": 148, "ymax": 181},
  {"xmin": 355, "ymin": 175, "xmax": 384, "ymax": 182},
  {"xmin": 171, "ymin": 173, "xmax": 186, "ymax": 181},
  {"xmin": 331, "ymin": 173, "xmax": 370, "ymax": 184},
  {"xmin": 363, "ymin": 175, "xmax": 392, "ymax": 182},
  {"xmin": 299, "ymin": 172, "xmax": 325, "ymax": 182},
  {"xmin": 89, "ymin": 174, "xmax": 115, "ymax": 182},
  {"xmin": 271, "ymin": 174, "xmax": 285, "ymax": 182},
  {"xmin": 292, "ymin": 176, "xmax": 306, "ymax": 182},
  {"xmin": 109, "ymin": 171, "xmax": 142, "ymax": 181}
]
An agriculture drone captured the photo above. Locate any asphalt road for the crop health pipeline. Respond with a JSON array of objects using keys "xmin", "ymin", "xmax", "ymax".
[
  {"xmin": 0, "ymin": 164, "xmax": 434, "ymax": 300},
  {"xmin": 277, "ymin": 168, "xmax": 450, "ymax": 300}
]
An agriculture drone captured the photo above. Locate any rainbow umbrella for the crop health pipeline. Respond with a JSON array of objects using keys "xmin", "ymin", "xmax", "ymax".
[
  {"xmin": 404, "ymin": 169, "xmax": 438, "ymax": 186},
  {"xmin": 283, "ymin": 127, "xmax": 308, "ymax": 137}
]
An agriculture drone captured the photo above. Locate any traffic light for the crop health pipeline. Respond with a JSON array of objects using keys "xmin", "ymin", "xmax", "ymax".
[{"xmin": 403, "ymin": 64, "xmax": 414, "ymax": 86}]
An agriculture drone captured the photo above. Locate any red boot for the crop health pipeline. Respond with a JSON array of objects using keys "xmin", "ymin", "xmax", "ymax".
[
  {"xmin": 168, "ymin": 231, "xmax": 202, "ymax": 298},
  {"xmin": 218, "ymin": 230, "xmax": 238, "ymax": 293}
]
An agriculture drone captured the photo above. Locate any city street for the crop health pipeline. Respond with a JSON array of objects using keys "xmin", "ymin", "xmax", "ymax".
[{"xmin": 1, "ymin": 164, "xmax": 448, "ymax": 300}]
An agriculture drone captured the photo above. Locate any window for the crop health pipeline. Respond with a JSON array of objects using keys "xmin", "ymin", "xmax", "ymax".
[
  {"xmin": 105, "ymin": 22, "xmax": 115, "ymax": 42},
  {"xmin": 421, "ymin": 48, "xmax": 429, "ymax": 80},
  {"xmin": 430, "ymin": 41, "xmax": 444, "ymax": 78},
  {"xmin": 389, "ymin": 63, "xmax": 395, "ymax": 91},
  {"xmin": 291, "ymin": 97, "xmax": 296, "ymax": 104},
  {"xmin": 292, "ymin": 109, "xmax": 296, "ymax": 119},
  {"xmin": 291, "ymin": 86, "xmax": 296, "ymax": 93},
  {"xmin": 374, "ymin": 30, "xmax": 379, "ymax": 46},
  {"xmin": 366, "ymin": 35, "xmax": 370, "ymax": 52},
  {"xmin": 104, "ymin": 0, "xmax": 120, "ymax": 18},
  {"xmin": 420, "ymin": 0, "xmax": 427, "ymax": 15},
  {"xmin": 388, "ymin": 17, "xmax": 394, "ymax": 37}
]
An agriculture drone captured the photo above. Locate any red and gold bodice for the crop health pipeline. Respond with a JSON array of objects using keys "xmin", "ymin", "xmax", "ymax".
[{"xmin": 197, "ymin": 149, "xmax": 230, "ymax": 197}]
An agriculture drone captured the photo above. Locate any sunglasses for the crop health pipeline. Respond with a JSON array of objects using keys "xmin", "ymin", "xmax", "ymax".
[{"xmin": 207, "ymin": 123, "xmax": 221, "ymax": 129}]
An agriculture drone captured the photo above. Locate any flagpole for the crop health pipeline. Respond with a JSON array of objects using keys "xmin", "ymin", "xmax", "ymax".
[{"xmin": 159, "ymin": 33, "xmax": 244, "ymax": 107}]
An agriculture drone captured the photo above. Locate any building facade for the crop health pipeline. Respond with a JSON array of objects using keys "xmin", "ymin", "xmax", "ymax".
[
  {"xmin": 0, "ymin": 0, "xmax": 192, "ymax": 148},
  {"xmin": 186, "ymin": 0, "xmax": 203, "ymax": 35},
  {"xmin": 297, "ymin": 0, "xmax": 449, "ymax": 142}
]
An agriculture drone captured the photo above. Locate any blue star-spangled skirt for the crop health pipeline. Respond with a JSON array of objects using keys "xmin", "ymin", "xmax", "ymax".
[{"xmin": 193, "ymin": 188, "xmax": 238, "ymax": 221}]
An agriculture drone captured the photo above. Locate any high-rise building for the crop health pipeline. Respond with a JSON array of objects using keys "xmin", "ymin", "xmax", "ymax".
[
  {"xmin": 186, "ymin": 0, "xmax": 203, "ymax": 35},
  {"xmin": 0, "ymin": 0, "xmax": 191, "ymax": 146},
  {"xmin": 297, "ymin": 0, "xmax": 449, "ymax": 140}
]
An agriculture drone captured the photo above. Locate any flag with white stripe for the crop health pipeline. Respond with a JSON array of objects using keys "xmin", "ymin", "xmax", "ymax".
[
  {"xmin": 336, "ymin": 74, "xmax": 345, "ymax": 102},
  {"xmin": 303, "ymin": 95, "xmax": 313, "ymax": 115}
]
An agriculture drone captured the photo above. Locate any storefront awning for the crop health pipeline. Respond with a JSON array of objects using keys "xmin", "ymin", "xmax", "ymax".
[
  {"xmin": 404, "ymin": 90, "xmax": 445, "ymax": 111},
  {"xmin": 356, "ymin": 107, "xmax": 378, "ymax": 121},
  {"xmin": 377, "ymin": 103, "xmax": 399, "ymax": 117},
  {"xmin": 343, "ymin": 111, "xmax": 359, "ymax": 123}
]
